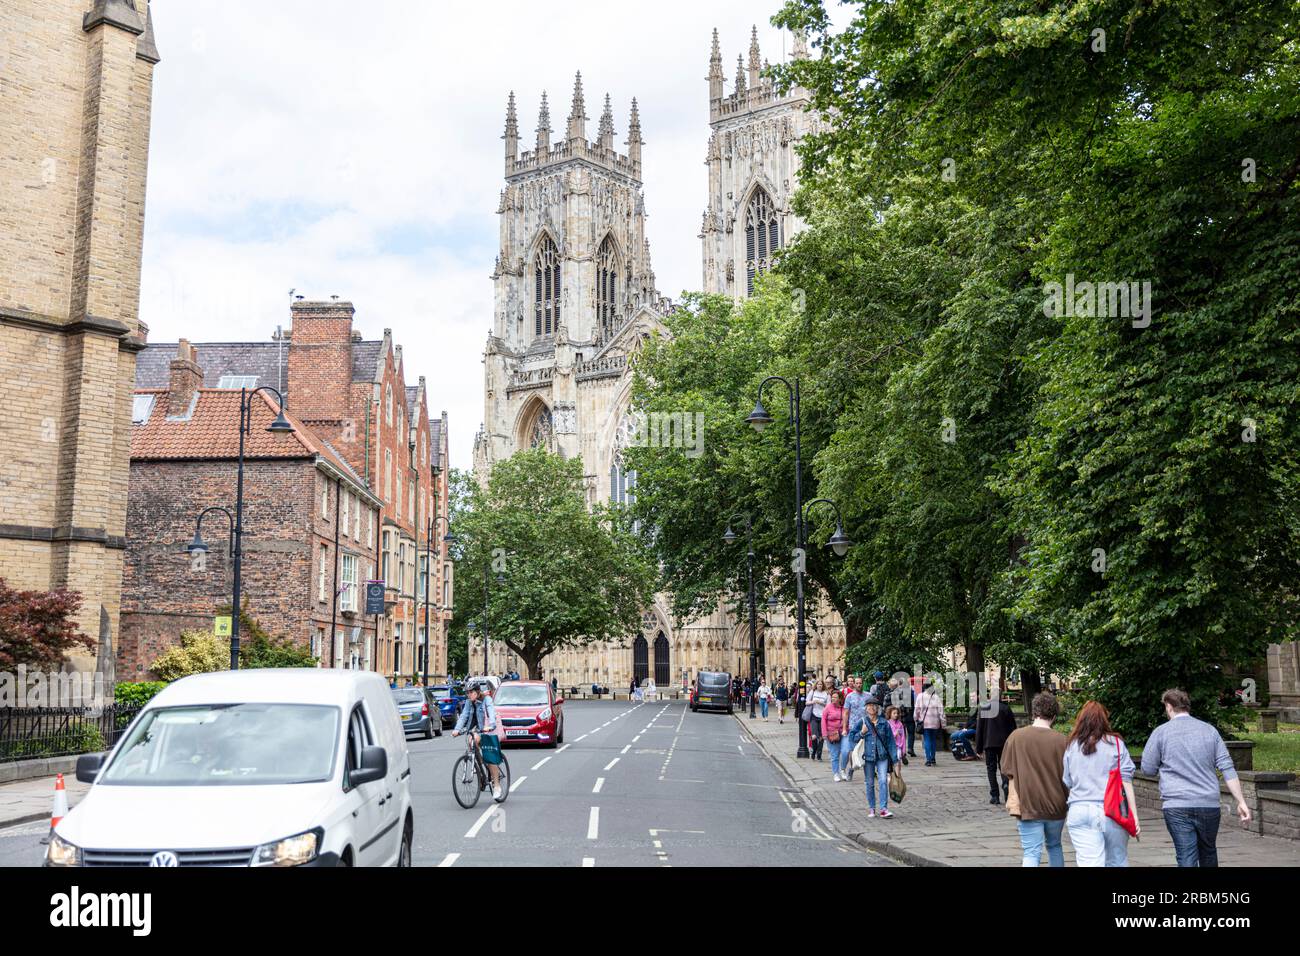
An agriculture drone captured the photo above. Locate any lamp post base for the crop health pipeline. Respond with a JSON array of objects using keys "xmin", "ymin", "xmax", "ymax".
[{"xmin": 796, "ymin": 715, "xmax": 809, "ymax": 758}]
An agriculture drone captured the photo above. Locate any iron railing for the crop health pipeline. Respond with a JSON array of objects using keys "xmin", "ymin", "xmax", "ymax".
[{"xmin": 0, "ymin": 704, "xmax": 143, "ymax": 763}]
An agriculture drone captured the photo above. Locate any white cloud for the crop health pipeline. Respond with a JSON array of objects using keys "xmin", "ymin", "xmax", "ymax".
[{"xmin": 140, "ymin": 0, "xmax": 829, "ymax": 469}]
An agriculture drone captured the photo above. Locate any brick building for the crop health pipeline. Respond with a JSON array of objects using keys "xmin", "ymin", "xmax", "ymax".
[
  {"xmin": 132, "ymin": 302, "xmax": 453, "ymax": 681},
  {"xmin": 0, "ymin": 0, "xmax": 159, "ymax": 674},
  {"xmin": 120, "ymin": 341, "xmax": 382, "ymax": 676}
]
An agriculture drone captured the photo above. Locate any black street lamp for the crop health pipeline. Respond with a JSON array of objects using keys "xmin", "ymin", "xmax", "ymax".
[
  {"xmin": 744, "ymin": 376, "xmax": 851, "ymax": 757},
  {"xmin": 189, "ymin": 387, "xmax": 293, "ymax": 670},
  {"xmin": 187, "ymin": 506, "xmax": 235, "ymax": 643},
  {"xmin": 722, "ymin": 513, "xmax": 759, "ymax": 719},
  {"xmin": 423, "ymin": 514, "xmax": 456, "ymax": 687}
]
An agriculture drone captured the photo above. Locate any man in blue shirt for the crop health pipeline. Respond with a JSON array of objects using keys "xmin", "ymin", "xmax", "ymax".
[{"xmin": 1140, "ymin": 688, "xmax": 1252, "ymax": 866}]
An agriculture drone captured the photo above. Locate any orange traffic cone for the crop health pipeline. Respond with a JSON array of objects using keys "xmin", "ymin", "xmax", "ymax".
[{"xmin": 50, "ymin": 773, "xmax": 69, "ymax": 830}]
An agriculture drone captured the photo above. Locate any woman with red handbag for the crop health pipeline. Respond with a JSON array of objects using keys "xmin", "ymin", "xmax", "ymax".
[{"xmin": 1062, "ymin": 701, "xmax": 1140, "ymax": 866}]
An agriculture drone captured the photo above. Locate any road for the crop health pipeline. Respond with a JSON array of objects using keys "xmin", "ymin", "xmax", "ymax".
[{"xmin": 0, "ymin": 700, "xmax": 894, "ymax": 867}]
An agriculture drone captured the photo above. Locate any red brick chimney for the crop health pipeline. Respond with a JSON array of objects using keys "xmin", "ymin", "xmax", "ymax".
[
  {"xmin": 287, "ymin": 300, "xmax": 355, "ymax": 423},
  {"xmin": 166, "ymin": 339, "xmax": 202, "ymax": 418}
]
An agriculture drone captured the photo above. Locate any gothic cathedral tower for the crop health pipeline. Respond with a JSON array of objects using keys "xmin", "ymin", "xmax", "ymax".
[
  {"xmin": 701, "ymin": 28, "xmax": 818, "ymax": 298},
  {"xmin": 474, "ymin": 74, "xmax": 668, "ymax": 508}
]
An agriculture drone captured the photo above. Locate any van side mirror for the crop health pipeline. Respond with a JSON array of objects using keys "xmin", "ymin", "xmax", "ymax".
[
  {"xmin": 349, "ymin": 746, "xmax": 388, "ymax": 787},
  {"xmin": 76, "ymin": 753, "xmax": 104, "ymax": 784}
]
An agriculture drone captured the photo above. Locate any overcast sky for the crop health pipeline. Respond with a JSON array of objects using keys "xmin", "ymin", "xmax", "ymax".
[{"xmin": 139, "ymin": 1, "xmax": 844, "ymax": 469}]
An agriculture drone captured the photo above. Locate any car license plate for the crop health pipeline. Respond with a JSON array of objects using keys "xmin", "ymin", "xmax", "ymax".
[
  {"xmin": 699, "ymin": 696, "xmax": 711, "ymax": 702},
  {"xmin": 506, "ymin": 728, "xmax": 528, "ymax": 737},
  {"xmin": 401, "ymin": 714, "xmax": 413, "ymax": 721}
]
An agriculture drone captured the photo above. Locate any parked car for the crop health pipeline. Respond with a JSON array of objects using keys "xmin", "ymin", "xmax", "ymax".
[
  {"xmin": 392, "ymin": 686, "xmax": 441, "ymax": 739},
  {"xmin": 493, "ymin": 680, "xmax": 564, "ymax": 747},
  {"xmin": 430, "ymin": 683, "xmax": 465, "ymax": 729},
  {"xmin": 48, "ymin": 669, "xmax": 413, "ymax": 867},
  {"xmin": 691, "ymin": 671, "xmax": 733, "ymax": 713}
]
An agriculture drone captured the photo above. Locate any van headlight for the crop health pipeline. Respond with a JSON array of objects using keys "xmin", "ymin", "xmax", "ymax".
[
  {"xmin": 252, "ymin": 828, "xmax": 322, "ymax": 867},
  {"xmin": 46, "ymin": 832, "xmax": 82, "ymax": 867}
]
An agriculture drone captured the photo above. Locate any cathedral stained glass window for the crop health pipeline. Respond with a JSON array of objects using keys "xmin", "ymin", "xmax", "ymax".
[
  {"xmin": 744, "ymin": 187, "xmax": 782, "ymax": 295},
  {"xmin": 534, "ymin": 235, "xmax": 561, "ymax": 338},
  {"xmin": 529, "ymin": 406, "xmax": 554, "ymax": 450}
]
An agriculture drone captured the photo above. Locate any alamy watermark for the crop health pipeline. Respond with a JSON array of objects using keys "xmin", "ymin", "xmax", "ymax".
[
  {"xmin": 1042, "ymin": 273, "xmax": 1153, "ymax": 328},
  {"xmin": 624, "ymin": 411, "xmax": 705, "ymax": 458},
  {"xmin": 0, "ymin": 667, "xmax": 110, "ymax": 710}
]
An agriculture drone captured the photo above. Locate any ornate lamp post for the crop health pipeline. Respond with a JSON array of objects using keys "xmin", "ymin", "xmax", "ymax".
[
  {"xmin": 744, "ymin": 377, "xmax": 851, "ymax": 757},
  {"xmin": 189, "ymin": 387, "xmax": 293, "ymax": 670},
  {"xmin": 722, "ymin": 513, "xmax": 759, "ymax": 719}
]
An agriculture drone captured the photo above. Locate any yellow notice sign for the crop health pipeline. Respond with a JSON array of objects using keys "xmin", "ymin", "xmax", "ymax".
[{"xmin": 214, "ymin": 616, "xmax": 232, "ymax": 637}]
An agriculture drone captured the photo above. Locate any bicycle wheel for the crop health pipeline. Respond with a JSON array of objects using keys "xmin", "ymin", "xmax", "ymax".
[
  {"xmin": 452, "ymin": 753, "xmax": 481, "ymax": 809},
  {"xmin": 492, "ymin": 754, "xmax": 511, "ymax": 803}
]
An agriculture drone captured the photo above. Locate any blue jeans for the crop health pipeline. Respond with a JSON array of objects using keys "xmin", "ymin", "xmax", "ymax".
[
  {"xmin": 922, "ymin": 728, "xmax": 939, "ymax": 763},
  {"xmin": 760, "ymin": 698, "xmax": 769, "ymax": 718},
  {"xmin": 828, "ymin": 735, "xmax": 851, "ymax": 776},
  {"xmin": 864, "ymin": 758, "xmax": 889, "ymax": 810},
  {"xmin": 1066, "ymin": 802, "xmax": 1129, "ymax": 867},
  {"xmin": 950, "ymin": 728, "xmax": 976, "ymax": 759},
  {"xmin": 1163, "ymin": 807, "xmax": 1221, "ymax": 867},
  {"xmin": 1017, "ymin": 819, "xmax": 1066, "ymax": 867}
]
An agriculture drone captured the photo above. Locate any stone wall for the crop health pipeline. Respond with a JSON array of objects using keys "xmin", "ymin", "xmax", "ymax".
[
  {"xmin": 1267, "ymin": 642, "xmax": 1300, "ymax": 721},
  {"xmin": 1132, "ymin": 771, "xmax": 1300, "ymax": 842}
]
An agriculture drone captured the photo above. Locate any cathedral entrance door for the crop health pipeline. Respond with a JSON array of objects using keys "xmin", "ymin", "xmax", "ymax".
[
  {"xmin": 654, "ymin": 632, "xmax": 670, "ymax": 686},
  {"xmin": 633, "ymin": 636, "xmax": 648, "ymax": 685}
]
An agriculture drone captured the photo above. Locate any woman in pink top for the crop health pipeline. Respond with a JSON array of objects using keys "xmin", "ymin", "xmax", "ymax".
[{"xmin": 822, "ymin": 692, "xmax": 850, "ymax": 782}]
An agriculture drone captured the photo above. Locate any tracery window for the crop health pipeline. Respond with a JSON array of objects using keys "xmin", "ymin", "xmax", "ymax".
[
  {"xmin": 596, "ymin": 235, "xmax": 620, "ymax": 340},
  {"xmin": 529, "ymin": 406, "xmax": 554, "ymax": 450},
  {"xmin": 534, "ymin": 235, "xmax": 561, "ymax": 338},
  {"xmin": 744, "ymin": 187, "xmax": 782, "ymax": 295}
]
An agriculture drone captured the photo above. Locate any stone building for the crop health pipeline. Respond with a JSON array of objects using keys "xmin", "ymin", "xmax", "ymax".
[
  {"xmin": 472, "ymin": 30, "xmax": 847, "ymax": 689},
  {"xmin": 132, "ymin": 302, "xmax": 453, "ymax": 681},
  {"xmin": 0, "ymin": 0, "xmax": 159, "ymax": 674},
  {"xmin": 121, "ymin": 341, "xmax": 382, "ymax": 677}
]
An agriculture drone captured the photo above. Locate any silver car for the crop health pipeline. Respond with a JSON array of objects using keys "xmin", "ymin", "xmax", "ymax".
[{"xmin": 391, "ymin": 687, "xmax": 441, "ymax": 739}]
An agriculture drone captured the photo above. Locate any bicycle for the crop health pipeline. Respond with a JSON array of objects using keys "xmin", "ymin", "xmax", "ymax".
[{"xmin": 451, "ymin": 731, "xmax": 511, "ymax": 809}]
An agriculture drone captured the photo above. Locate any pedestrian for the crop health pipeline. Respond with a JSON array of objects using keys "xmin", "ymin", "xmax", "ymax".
[
  {"xmin": 886, "ymin": 705, "xmax": 908, "ymax": 767},
  {"xmin": 1063, "ymin": 701, "xmax": 1140, "ymax": 867},
  {"xmin": 976, "ymin": 694, "xmax": 1018, "ymax": 805},
  {"xmin": 551, "ymin": 676, "xmax": 558, "ymax": 695},
  {"xmin": 1000, "ymin": 692, "xmax": 1069, "ymax": 867},
  {"xmin": 949, "ymin": 706, "xmax": 979, "ymax": 760},
  {"xmin": 899, "ymin": 678, "xmax": 917, "ymax": 757},
  {"xmin": 822, "ymin": 690, "xmax": 850, "ymax": 781},
  {"xmin": 914, "ymin": 680, "xmax": 946, "ymax": 766},
  {"xmin": 807, "ymin": 679, "xmax": 830, "ymax": 759},
  {"xmin": 843, "ymin": 677, "xmax": 867, "ymax": 781},
  {"xmin": 869, "ymin": 671, "xmax": 889, "ymax": 706},
  {"xmin": 774, "ymin": 678, "xmax": 789, "ymax": 723},
  {"xmin": 1140, "ymin": 688, "xmax": 1252, "ymax": 867},
  {"xmin": 860, "ymin": 698, "xmax": 898, "ymax": 818},
  {"xmin": 758, "ymin": 677, "xmax": 772, "ymax": 720}
]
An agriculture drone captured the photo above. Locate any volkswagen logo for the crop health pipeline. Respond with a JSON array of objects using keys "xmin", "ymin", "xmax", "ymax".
[{"xmin": 149, "ymin": 851, "xmax": 179, "ymax": 868}]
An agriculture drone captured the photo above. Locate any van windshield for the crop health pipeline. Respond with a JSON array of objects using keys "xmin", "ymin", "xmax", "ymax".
[
  {"xmin": 699, "ymin": 673, "xmax": 730, "ymax": 688},
  {"xmin": 98, "ymin": 704, "xmax": 340, "ymax": 786}
]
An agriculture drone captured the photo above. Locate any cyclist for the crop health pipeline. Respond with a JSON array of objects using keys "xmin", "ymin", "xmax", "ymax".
[{"xmin": 450, "ymin": 680, "xmax": 504, "ymax": 800}]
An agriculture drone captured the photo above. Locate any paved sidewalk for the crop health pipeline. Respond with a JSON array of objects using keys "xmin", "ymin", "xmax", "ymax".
[
  {"xmin": 737, "ymin": 713, "xmax": 1300, "ymax": 867},
  {"xmin": 0, "ymin": 775, "xmax": 90, "ymax": 829}
]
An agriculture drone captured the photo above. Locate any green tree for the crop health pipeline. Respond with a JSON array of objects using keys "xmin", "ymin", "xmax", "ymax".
[
  {"xmin": 774, "ymin": 0, "xmax": 1300, "ymax": 734},
  {"xmin": 455, "ymin": 449, "xmax": 656, "ymax": 679},
  {"xmin": 150, "ymin": 630, "xmax": 228, "ymax": 680}
]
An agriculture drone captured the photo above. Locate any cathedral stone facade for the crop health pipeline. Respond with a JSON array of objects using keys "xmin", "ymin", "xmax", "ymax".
[{"xmin": 473, "ymin": 30, "xmax": 847, "ymax": 690}]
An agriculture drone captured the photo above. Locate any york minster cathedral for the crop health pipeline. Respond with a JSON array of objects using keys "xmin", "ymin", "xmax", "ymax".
[{"xmin": 472, "ymin": 29, "xmax": 846, "ymax": 689}]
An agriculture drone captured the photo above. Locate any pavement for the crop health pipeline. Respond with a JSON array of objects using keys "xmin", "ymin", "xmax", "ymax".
[
  {"xmin": 0, "ymin": 700, "xmax": 898, "ymax": 867},
  {"xmin": 737, "ymin": 710, "xmax": 1300, "ymax": 867}
]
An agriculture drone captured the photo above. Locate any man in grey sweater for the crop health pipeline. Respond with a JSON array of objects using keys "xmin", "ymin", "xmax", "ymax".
[{"xmin": 1140, "ymin": 688, "xmax": 1252, "ymax": 867}]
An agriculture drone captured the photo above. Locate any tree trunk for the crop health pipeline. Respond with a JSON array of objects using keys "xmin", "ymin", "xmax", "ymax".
[
  {"xmin": 1022, "ymin": 669, "xmax": 1043, "ymax": 713},
  {"xmin": 964, "ymin": 640, "xmax": 984, "ymax": 680}
]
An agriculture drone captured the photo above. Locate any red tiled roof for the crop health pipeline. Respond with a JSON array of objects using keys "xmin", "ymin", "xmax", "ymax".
[{"xmin": 131, "ymin": 389, "xmax": 361, "ymax": 485}]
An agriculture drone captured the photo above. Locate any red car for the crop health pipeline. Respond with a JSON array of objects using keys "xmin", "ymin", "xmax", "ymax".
[{"xmin": 493, "ymin": 680, "xmax": 565, "ymax": 748}]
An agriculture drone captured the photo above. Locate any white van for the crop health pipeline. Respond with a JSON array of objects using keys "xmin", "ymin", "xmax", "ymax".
[{"xmin": 47, "ymin": 669, "xmax": 412, "ymax": 867}]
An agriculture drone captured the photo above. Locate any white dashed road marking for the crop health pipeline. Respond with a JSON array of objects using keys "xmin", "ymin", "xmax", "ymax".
[
  {"xmin": 531, "ymin": 756, "xmax": 552, "ymax": 771},
  {"xmin": 587, "ymin": 807, "xmax": 600, "ymax": 840},
  {"xmin": 592, "ymin": 777, "xmax": 604, "ymax": 793},
  {"xmin": 438, "ymin": 853, "xmax": 461, "ymax": 867},
  {"xmin": 604, "ymin": 757, "xmax": 620, "ymax": 771}
]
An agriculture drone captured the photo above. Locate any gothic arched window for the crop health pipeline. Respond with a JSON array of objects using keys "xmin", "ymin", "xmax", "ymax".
[
  {"xmin": 529, "ymin": 406, "xmax": 554, "ymax": 450},
  {"xmin": 534, "ymin": 235, "xmax": 561, "ymax": 338},
  {"xmin": 596, "ymin": 235, "xmax": 620, "ymax": 340},
  {"xmin": 744, "ymin": 187, "xmax": 782, "ymax": 295}
]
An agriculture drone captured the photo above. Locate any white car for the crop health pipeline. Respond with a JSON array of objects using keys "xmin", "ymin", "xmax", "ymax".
[{"xmin": 47, "ymin": 669, "xmax": 413, "ymax": 867}]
